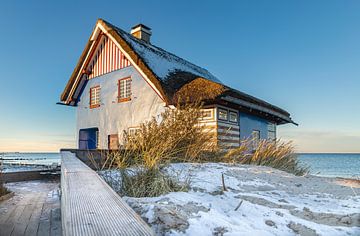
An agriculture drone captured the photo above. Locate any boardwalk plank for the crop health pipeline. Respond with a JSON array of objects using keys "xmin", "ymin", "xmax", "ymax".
[
  {"xmin": 0, "ymin": 222, "xmax": 14, "ymax": 236},
  {"xmin": 37, "ymin": 202, "xmax": 51, "ymax": 236},
  {"xmin": 11, "ymin": 202, "xmax": 35, "ymax": 236},
  {"xmin": 50, "ymin": 208, "xmax": 61, "ymax": 236},
  {"xmin": 0, "ymin": 181, "xmax": 61, "ymax": 236},
  {"xmin": 61, "ymin": 151, "xmax": 154, "ymax": 236},
  {"xmin": 24, "ymin": 201, "xmax": 44, "ymax": 236}
]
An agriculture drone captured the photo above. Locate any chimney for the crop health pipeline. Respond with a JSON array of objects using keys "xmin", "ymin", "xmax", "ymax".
[{"xmin": 131, "ymin": 24, "xmax": 152, "ymax": 43}]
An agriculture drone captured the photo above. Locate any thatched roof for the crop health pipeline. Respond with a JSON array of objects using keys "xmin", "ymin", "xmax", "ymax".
[{"xmin": 60, "ymin": 19, "xmax": 296, "ymax": 125}]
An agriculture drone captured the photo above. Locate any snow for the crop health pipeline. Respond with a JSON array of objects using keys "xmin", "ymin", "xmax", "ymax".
[
  {"xmin": 100, "ymin": 163, "xmax": 360, "ymax": 236},
  {"xmin": 114, "ymin": 27, "xmax": 221, "ymax": 84}
]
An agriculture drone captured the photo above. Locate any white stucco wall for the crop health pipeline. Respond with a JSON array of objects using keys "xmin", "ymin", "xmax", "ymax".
[{"xmin": 76, "ymin": 66, "xmax": 166, "ymax": 149}]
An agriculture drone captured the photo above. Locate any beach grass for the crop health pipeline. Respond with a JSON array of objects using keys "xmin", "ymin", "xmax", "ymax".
[
  {"xmin": 104, "ymin": 102, "xmax": 307, "ymax": 197},
  {"xmin": 0, "ymin": 161, "xmax": 9, "ymax": 197}
]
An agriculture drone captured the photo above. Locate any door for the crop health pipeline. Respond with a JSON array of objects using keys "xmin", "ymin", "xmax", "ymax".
[
  {"xmin": 108, "ymin": 134, "xmax": 119, "ymax": 150},
  {"xmin": 79, "ymin": 128, "xmax": 99, "ymax": 149}
]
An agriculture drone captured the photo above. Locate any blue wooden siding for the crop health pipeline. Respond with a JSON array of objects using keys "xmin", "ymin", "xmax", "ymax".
[{"xmin": 239, "ymin": 112, "xmax": 269, "ymax": 140}]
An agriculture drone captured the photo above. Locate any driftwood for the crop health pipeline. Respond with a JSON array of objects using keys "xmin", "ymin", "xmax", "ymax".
[{"xmin": 234, "ymin": 200, "xmax": 243, "ymax": 211}]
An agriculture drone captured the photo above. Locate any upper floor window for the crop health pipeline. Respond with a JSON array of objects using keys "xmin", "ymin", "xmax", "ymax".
[
  {"xmin": 90, "ymin": 86, "xmax": 100, "ymax": 108},
  {"xmin": 118, "ymin": 77, "xmax": 132, "ymax": 102},
  {"xmin": 218, "ymin": 109, "xmax": 228, "ymax": 121}
]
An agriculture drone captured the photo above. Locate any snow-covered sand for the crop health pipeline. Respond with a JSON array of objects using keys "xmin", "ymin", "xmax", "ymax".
[{"xmin": 100, "ymin": 163, "xmax": 360, "ymax": 236}]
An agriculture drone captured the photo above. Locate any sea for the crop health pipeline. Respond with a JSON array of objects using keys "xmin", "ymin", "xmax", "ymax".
[
  {"xmin": 0, "ymin": 152, "xmax": 359, "ymax": 179},
  {"xmin": 297, "ymin": 153, "xmax": 360, "ymax": 179},
  {"xmin": 0, "ymin": 152, "xmax": 61, "ymax": 172}
]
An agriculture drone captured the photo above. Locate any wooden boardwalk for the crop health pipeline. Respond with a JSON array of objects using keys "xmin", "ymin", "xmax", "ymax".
[
  {"xmin": 61, "ymin": 151, "xmax": 154, "ymax": 236},
  {"xmin": 0, "ymin": 180, "xmax": 61, "ymax": 236}
]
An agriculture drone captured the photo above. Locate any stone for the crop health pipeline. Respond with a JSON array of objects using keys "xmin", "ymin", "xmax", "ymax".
[{"xmin": 265, "ymin": 220, "xmax": 276, "ymax": 227}]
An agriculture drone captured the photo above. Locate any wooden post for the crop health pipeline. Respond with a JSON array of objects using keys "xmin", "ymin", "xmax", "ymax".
[{"xmin": 222, "ymin": 173, "xmax": 227, "ymax": 192}]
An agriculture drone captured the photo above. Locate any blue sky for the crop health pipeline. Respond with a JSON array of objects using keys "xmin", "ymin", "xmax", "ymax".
[{"xmin": 0, "ymin": 1, "xmax": 359, "ymax": 152}]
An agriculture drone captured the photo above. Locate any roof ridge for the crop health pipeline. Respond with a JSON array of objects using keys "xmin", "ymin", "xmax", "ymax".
[{"xmin": 104, "ymin": 20, "xmax": 220, "ymax": 83}]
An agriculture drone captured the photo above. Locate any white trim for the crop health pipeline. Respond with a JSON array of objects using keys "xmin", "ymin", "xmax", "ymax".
[
  {"xmin": 98, "ymin": 24, "xmax": 165, "ymax": 102},
  {"xmin": 199, "ymin": 108, "xmax": 214, "ymax": 121},
  {"xmin": 67, "ymin": 23, "xmax": 165, "ymax": 104},
  {"xmin": 66, "ymin": 32, "xmax": 100, "ymax": 104},
  {"xmin": 130, "ymin": 27, "xmax": 152, "ymax": 35}
]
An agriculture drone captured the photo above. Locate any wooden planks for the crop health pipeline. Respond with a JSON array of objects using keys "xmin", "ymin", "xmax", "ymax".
[
  {"xmin": 61, "ymin": 151, "xmax": 154, "ymax": 236},
  {"xmin": 0, "ymin": 180, "xmax": 61, "ymax": 236}
]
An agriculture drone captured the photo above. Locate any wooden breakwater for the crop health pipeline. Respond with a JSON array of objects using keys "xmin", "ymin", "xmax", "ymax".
[{"xmin": 1, "ymin": 169, "xmax": 60, "ymax": 183}]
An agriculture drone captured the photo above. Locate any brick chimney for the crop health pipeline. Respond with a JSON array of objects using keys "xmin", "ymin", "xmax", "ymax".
[{"xmin": 131, "ymin": 24, "xmax": 152, "ymax": 43}]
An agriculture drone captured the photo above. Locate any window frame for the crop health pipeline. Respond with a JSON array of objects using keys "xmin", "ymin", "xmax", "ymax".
[
  {"xmin": 229, "ymin": 111, "xmax": 238, "ymax": 123},
  {"xmin": 267, "ymin": 123, "xmax": 276, "ymax": 141},
  {"xmin": 252, "ymin": 129, "xmax": 260, "ymax": 150},
  {"xmin": 118, "ymin": 77, "xmax": 132, "ymax": 103},
  {"xmin": 218, "ymin": 108, "xmax": 228, "ymax": 121},
  {"xmin": 128, "ymin": 127, "xmax": 140, "ymax": 136},
  {"xmin": 200, "ymin": 108, "xmax": 214, "ymax": 121},
  {"xmin": 89, "ymin": 85, "xmax": 101, "ymax": 109}
]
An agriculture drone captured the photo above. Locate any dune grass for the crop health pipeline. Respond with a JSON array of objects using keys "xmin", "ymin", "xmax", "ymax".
[
  {"xmin": 223, "ymin": 139, "xmax": 308, "ymax": 176},
  {"xmin": 104, "ymin": 103, "xmax": 307, "ymax": 197},
  {"xmin": 0, "ymin": 161, "xmax": 9, "ymax": 197}
]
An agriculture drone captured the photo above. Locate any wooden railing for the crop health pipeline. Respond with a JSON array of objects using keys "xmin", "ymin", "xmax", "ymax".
[{"xmin": 61, "ymin": 151, "xmax": 154, "ymax": 236}]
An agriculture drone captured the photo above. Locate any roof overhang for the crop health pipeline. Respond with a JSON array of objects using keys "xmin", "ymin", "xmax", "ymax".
[{"xmin": 220, "ymin": 95, "xmax": 297, "ymax": 125}]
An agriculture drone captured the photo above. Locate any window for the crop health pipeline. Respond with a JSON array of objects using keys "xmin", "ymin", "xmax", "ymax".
[
  {"xmin": 118, "ymin": 77, "xmax": 132, "ymax": 102},
  {"xmin": 90, "ymin": 86, "xmax": 100, "ymax": 108},
  {"xmin": 229, "ymin": 111, "xmax": 238, "ymax": 123},
  {"xmin": 125, "ymin": 127, "xmax": 140, "ymax": 143},
  {"xmin": 108, "ymin": 134, "xmax": 119, "ymax": 150},
  {"xmin": 128, "ymin": 127, "xmax": 140, "ymax": 136},
  {"xmin": 252, "ymin": 130, "xmax": 260, "ymax": 149},
  {"xmin": 218, "ymin": 109, "xmax": 228, "ymax": 121},
  {"xmin": 268, "ymin": 123, "xmax": 276, "ymax": 141},
  {"xmin": 200, "ymin": 109, "xmax": 214, "ymax": 120}
]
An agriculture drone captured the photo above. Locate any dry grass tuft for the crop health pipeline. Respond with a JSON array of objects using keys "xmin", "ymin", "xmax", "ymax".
[
  {"xmin": 104, "ymin": 103, "xmax": 307, "ymax": 197},
  {"xmin": 105, "ymin": 102, "xmax": 213, "ymax": 197},
  {"xmin": 119, "ymin": 167, "xmax": 189, "ymax": 197},
  {"xmin": 223, "ymin": 139, "xmax": 308, "ymax": 176},
  {"xmin": 0, "ymin": 161, "xmax": 9, "ymax": 197},
  {"xmin": 119, "ymin": 102, "xmax": 216, "ymax": 168}
]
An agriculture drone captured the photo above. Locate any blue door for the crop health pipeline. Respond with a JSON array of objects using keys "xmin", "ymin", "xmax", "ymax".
[{"xmin": 79, "ymin": 128, "xmax": 99, "ymax": 149}]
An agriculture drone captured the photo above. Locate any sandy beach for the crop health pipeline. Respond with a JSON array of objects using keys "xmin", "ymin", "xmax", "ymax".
[{"xmin": 101, "ymin": 163, "xmax": 360, "ymax": 236}]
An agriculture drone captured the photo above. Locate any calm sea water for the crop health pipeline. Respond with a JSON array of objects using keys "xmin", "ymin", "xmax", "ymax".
[
  {"xmin": 0, "ymin": 152, "xmax": 60, "ymax": 172},
  {"xmin": 298, "ymin": 153, "xmax": 360, "ymax": 179},
  {"xmin": 1, "ymin": 153, "xmax": 359, "ymax": 179}
]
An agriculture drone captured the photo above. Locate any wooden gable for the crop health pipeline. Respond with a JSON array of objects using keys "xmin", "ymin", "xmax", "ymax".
[{"xmin": 87, "ymin": 34, "xmax": 131, "ymax": 79}]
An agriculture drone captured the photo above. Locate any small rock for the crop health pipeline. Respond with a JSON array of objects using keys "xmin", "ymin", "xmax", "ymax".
[
  {"xmin": 303, "ymin": 207, "xmax": 311, "ymax": 212},
  {"xmin": 265, "ymin": 220, "xmax": 276, "ymax": 227},
  {"xmin": 209, "ymin": 190, "xmax": 224, "ymax": 196},
  {"xmin": 295, "ymin": 183, "xmax": 302, "ymax": 187},
  {"xmin": 287, "ymin": 222, "xmax": 318, "ymax": 236},
  {"xmin": 275, "ymin": 211, "xmax": 284, "ymax": 217},
  {"xmin": 213, "ymin": 226, "xmax": 228, "ymax": 236},
  {"xmin": 278, "ymin": 199, "xmax": 289, "ymax": 203},
  {"xmin": 340, "ymin": 216, "xmax": 352, "ymax": 225}
]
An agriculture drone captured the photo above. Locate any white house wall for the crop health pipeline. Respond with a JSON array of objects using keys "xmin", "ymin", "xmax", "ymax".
[{"xmin": 76, "ymin": 66, "xmax": 166, "ymax": 149}]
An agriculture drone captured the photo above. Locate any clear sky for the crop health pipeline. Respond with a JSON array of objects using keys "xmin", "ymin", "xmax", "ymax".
[{"xmin": 0, "ymin": 0, "xmax": 359, "ymax": 153}]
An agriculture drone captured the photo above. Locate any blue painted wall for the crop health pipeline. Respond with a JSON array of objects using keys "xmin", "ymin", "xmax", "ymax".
[{"xmin": 239, "ymin": 112, "xmax": 269, "ymax": 140}]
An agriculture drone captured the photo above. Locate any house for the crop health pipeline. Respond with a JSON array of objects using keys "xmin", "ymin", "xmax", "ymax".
[{"xmin": 59, "ymin": 19, "xmax": 296, "ymax": 150}]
